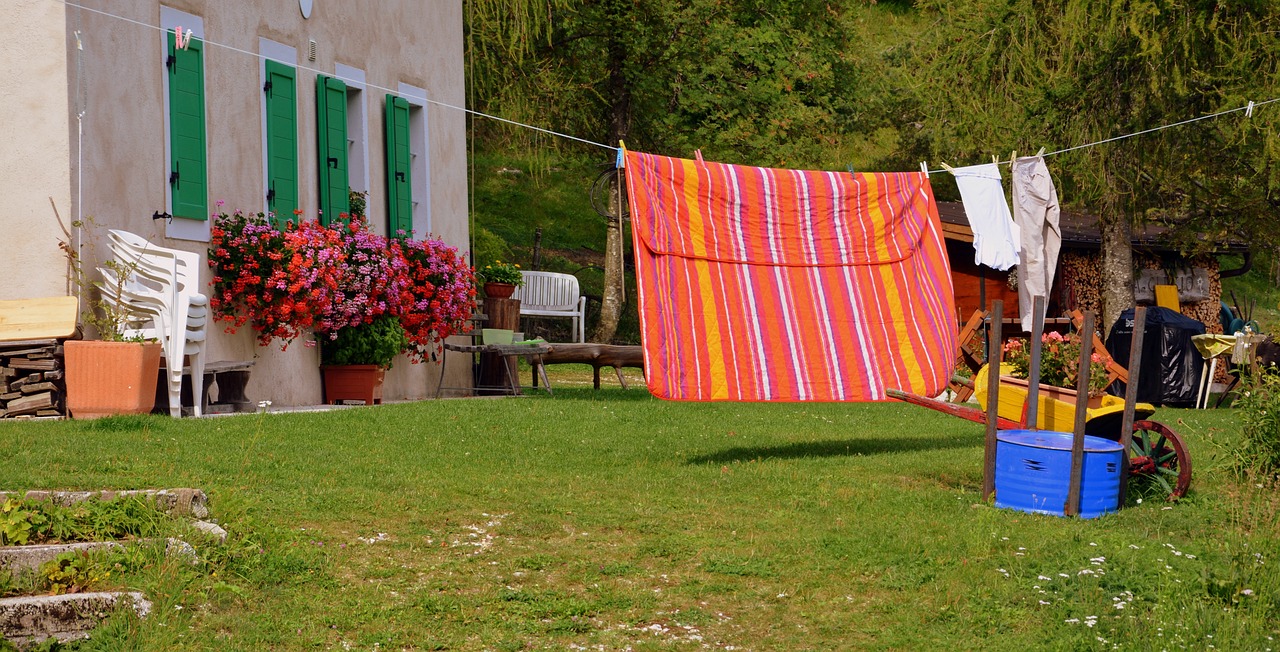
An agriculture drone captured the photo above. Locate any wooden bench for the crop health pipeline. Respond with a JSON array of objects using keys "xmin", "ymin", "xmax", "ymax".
[
  {"xmin": 156, "ymin": 360, "xmax": 254, "ymax": 415},
  {"xmin": 513, "ymin": 271, "xmax": 587, "ymax": 343},
  {"xmin": 534, "ymin": 344, "xmax": 644, "ymax": 389}
]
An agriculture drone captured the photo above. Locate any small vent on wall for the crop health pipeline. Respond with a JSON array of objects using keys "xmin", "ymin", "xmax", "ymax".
[{"xmin": 308, "ymin": 39, "xmax": 317, "ymax": 61}]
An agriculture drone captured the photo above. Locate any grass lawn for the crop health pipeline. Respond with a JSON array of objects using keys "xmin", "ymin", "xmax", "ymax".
[{"xmin": 1, "ymin": 366, "xmax": 1276, "ymax": 650}]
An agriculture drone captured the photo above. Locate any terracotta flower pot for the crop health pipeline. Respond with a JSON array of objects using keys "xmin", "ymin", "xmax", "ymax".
[
  {"xmin": 321, "ymin": 364, "xmax": 385, "ymax": 405},
  {"xmin": 483, "ymin": 282, "xmax": 516, "ymax": 299},
  {"xmin": 64, "ymin": 340, "xmax": 163, "ymax": 419}
]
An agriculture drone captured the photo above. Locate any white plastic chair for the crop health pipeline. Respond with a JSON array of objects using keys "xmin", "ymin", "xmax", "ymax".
[
  {"xmin": 104, "ymin": 230, "xmax": 208, "ymax": 417},
  {"xmin": 513, "ymin": 271, "xmax": 587, "ymax": 343}
]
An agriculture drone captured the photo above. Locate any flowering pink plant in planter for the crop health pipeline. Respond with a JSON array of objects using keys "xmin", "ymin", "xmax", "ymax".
[{"xmin": 209, "ymin": 209, "xmax": 476, "ymax": 363}]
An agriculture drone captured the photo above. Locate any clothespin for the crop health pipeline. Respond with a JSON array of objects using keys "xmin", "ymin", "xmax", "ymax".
[
  {"xmin": 616, "ymin": 140, "xmax": 626, "ymax": 169},
  {"xmin": 940, "ymin": 161, "xmax": 955, "ymax": 174},
  {"xmin": 920, "ymin": 161, "xmax": 929, "ymax": 178},
  {"xmin": 1010, "ymin": 150, "xmax": 1017, "ymax": 164},
  {"xmin": 992, "ymin": 154, "xmax": 998, "ymax": 165},
  {"xmin": 73, "ymin": 30, "xmax": 82, "ymax": 50},
  {"xmin": 175, "ymin": 26, "xmax": 192, "ymax": 50},
  {"xmin": 1036, "ymin": 146, "xmax": 1045, "ymax": 157},
  {"xmin": 694, "ymin": 149, "xmax": 704, "ymax": 164},
  {"xmin": 847, "ymin": 164, "xmax": 855, "ymax": 175},
  {"xmin": 1247, "ymin": 100, "xmax": 1256, "ymax": 118}
]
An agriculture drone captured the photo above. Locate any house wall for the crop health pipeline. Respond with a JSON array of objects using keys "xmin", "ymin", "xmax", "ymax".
[
  {"xmin": 32, "ymin": 0, "xmax": 470, "ymax": 406},
  {"xmin": 0, "ymin": 1, "xmax": 73, "ymax": 300}
]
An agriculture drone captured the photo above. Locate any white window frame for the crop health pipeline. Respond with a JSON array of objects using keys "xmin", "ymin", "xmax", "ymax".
[
  {"xmin": 337, "ymin": 64, "xmax": 370, "ymax": 223},
  {"xmin": 160, "ymin": 6, "xmax": 208, "ymax": 242},
  {"xmin": 259, "ymin": 39, "xmax": 298, "ymax": 217},
  {"xmin": 398, "ymin": 82, "xmax": 431, "ymax": 236}
]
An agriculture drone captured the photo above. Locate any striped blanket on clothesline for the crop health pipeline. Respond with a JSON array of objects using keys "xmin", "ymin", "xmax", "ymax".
[{"xmin": 623, "ymin": 149, "xmax": 957, "ymax": 402}]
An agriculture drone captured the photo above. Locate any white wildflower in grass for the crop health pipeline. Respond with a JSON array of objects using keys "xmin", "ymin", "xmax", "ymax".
[
  {"xmin": 1241, "ymin": 589, "xmax": 1255, "ymax": 596},
  {"xmin": 1065, "ymin": 618, "xmax": 1080, "ymax": 624},
  {"xmin": 1186, "ymin": 554, "xmax": 1196, "ymax": 559},
  {"xmin": 1038, "ymin": 575, "xmax": 1052, "ymax": 581},
  {"xmin": 1059, "ymin": 573, "xmax": 1070, "ymax": 578},
  {"xmin": 1039, "ymin": 600, "xmax": 1051, "ymax": 605},
  {"xmin": 1129, "ymin": 544, "xmax": 1140, "ymax": 549}
]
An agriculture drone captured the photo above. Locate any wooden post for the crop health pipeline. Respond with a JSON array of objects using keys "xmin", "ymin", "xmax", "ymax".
[
  {"xmin": 1065, "ymin": 310, "xmax": 1094, "ymax": 517},
  {"xmin": 982, "ymin": 300, "xmax": 1004, "ymax": 502},
  {"xmin": 480, "ymin": 296, "xmax": 521, "ymax": 390},
  {"xmin": 1025, "ymin": 296, "xmax": 1046, "ymax": 430},
  {"xmin": 1118, "ymin": 306, "xmax": 1146, "ymax": 506}
]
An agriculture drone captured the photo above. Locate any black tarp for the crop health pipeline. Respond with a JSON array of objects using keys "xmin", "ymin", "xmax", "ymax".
[{"xmin": 1106, "ymin": 307, "xmax": 1206, "ymax": 407}]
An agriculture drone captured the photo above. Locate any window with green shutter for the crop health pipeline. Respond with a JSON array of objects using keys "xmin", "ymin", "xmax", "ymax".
[
  {"xmin": 316, "ymin": 75, "xmax": 350, "ymax": 225},
  {"xmin": 384, "ymin": 94, "xmax": 412, "ymax": 238},
  {"xmin": 167, "ymin": 32, "xmax": 208, "ymax": 221},
  {"xmin": 264, "ymin": 60, "xmax": 298, "ymax": 227}
]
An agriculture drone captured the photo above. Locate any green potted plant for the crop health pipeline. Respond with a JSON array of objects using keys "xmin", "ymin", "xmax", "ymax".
[
  {"xmin": 59, "ymin": 222, "xmax": 163, "ymax": 419},
  {"xmin": 476, "ymin": 260, "xmax": 524, "ymax": 299},
  {"xmin": 319, "ymin": 315, "xmax": 408, "ymax": 405}
]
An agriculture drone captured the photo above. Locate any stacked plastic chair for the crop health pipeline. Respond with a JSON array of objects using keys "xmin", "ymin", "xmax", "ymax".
[{"xmin": 99, "ymin": 230, "xmax": 208, "ymax": 417}]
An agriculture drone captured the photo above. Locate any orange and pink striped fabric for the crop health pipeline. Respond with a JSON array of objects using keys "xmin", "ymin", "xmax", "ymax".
[{"xmin": 624, "ymin": 150, "xmax": 957, "ymax": 402}]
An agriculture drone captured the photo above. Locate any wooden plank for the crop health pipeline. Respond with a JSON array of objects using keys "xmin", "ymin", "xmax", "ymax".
[
  {"xmin": 0, "ymin": 297, "xmax": 79, "ymax": 342},
  {"xmin": 1117, "ymin": 306, "xmax": 1147, "ymax": 506},
  {"xmin": 20, "ymin": 382, "xmax": 57, "ymax": 395},
  {"xmin": 9, "ymin": 359, "xmax": 57, "ymax": 371},
  {"xmin": 1025, "ymin": 296, "xmax": 1045, "ymax": 430},
  {"xmin": 983, "ymin": 300, "xmax": 1004, "ymax": 502},
  {"xmin": 0, "ymin": 391, "xmax": 21, "ymax": 401},
  {"xmin": 1066, "ymin": 311, "xmax": 1095, "ymax": 517},
  {"xmin": 0, "ymin": 347, "xmax": 58, "ymax": 358},
  {"xmin": 5, "ymin": 391, "xmax": 53, "ymax": 415},
  {"xmin": 0, "ymin": 339, "xmax": 60, "ymax": 350}
]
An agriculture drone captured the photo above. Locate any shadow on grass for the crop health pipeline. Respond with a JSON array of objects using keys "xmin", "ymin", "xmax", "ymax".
[{"xmin": 687, "ymin": 435, "xmax": 980, "ymax": 465}]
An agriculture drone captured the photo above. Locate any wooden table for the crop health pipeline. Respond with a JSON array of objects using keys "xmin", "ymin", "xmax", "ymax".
[{"xmin": 435, "ymin": 342, "xmax": 553, "ymax": 398}]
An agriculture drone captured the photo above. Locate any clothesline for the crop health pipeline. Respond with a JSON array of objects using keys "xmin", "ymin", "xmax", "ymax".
[
  {"xmin": 54, "ymin": 0, "xmax": 1280, "ymax": 169},
  {"xmin": 927, "ymin": 96, "xmax": 1280, "ymax": 175}
]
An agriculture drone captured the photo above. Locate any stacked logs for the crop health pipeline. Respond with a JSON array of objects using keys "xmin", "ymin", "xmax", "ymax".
[
  {"xmin": 1057, "ymin": 251, "xmax": 1229, "ymax": 382},
  {"xmin": 0, "ymin": 340, "xmax": 65, "ymax": 418}
]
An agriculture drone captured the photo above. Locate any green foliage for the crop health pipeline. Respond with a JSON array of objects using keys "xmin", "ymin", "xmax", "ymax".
[
  {"xmin": 320, "ymin": 315, "xmax": 409, "ymax": 368},
  {"xmin": 0, "ymin": 498, "xmax": 47, "ymax": 546},
  {"xmin": 475, "ymin": 260, "xmax": 524, "ymax": 286},
  {"xmin": 1234, "ymin": 368, "xmax": 1280, "ymax": 479},
  {"xmin": 0, "ymin": 496, "xmax": 162, "ymax": 546},
  {"xmin": 38, "ymin": 552, "xmax": 111, "ymax": 595}
]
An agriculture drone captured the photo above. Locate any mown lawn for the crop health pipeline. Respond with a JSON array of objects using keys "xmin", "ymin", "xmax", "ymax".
[{"xmin": 1, "ymin": 367, "xmax": 1276, "ymax": 651}]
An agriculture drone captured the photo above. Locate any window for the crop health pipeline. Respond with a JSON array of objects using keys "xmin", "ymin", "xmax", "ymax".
[
  {"xmin": 384, "ymin": 94, "xmax": 412, "ymax": 237},
  {"xmin": 315, "ymin": 75, "xmax": 349, "ymax": 225},
  {"xmin": 397, "ymin": 83, "xmax": 432, "ymax": 235},
  {"xmin": 167, "ymin": 30, "xmax": 207, "ymax": 221},
  {"xmin": 336, "ymin": 64, "xmax": 370, "ymax": 222},
  {"xmin": 263, "ymin": 60, "xmax": 298, "ymax": 226}
]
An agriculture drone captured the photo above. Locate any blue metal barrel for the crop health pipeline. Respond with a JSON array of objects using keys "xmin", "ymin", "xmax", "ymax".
[{"xmin": 994, "ymin": 429, "xmax": 1123, "ymax": 519}]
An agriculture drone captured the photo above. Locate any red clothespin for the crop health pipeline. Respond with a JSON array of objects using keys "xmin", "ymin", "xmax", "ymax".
[
  {"xmin": 175, "ymin": 26, "xmax": 192, "ymax": 50},
  {"xmin": 694, "ymin": 149, "xmax": 705, "ymax": 164}
]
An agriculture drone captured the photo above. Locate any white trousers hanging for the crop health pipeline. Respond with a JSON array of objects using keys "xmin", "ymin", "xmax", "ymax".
[
  {"xmin": 1012, "ymin": 156, "xmax": 1062, "ymax": 332},
  {"xmin": 949, "ymin": 163, "xmax": 1019, "ymax": 271}
]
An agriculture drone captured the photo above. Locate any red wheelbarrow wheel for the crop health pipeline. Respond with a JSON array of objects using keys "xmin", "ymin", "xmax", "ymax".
[{"xmin": 1128, "ymin": 420, "xmax": 1192, "ymax": 501}]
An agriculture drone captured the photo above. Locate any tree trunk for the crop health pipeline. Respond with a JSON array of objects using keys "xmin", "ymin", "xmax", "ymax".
[
  {"xmin": 592, "ymin": 175, "xmax": 625, "ymax": 344},
  {"xmin": 1099, "ymin": 209, "xmax": 1134, "ymax": 337},
  {"xmin": 590, "ymin": 36, "xmax": 632, "ymax": 344}
]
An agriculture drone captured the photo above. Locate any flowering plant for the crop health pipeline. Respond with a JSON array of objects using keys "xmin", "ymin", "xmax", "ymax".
[
  {"xmin": 209, "ymin": 209, "xmax": 476, "ymax": 363},
  {"xmin": 1002, "ymin": 331, "xmax": 1112, "ymax": 395},
  {"xmin": 476, "ymin": 260, "xmax": 524, "ymax": 286}
]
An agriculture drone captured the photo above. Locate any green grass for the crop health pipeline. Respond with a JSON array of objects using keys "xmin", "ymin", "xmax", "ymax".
[{"xmin": 0, "ymin": 375, "xmax": 1276, "ymax": 650}]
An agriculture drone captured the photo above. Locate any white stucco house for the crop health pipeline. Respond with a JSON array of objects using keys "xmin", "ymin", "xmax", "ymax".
[{"xmin": 1, "ymin": 0, "xmax": 472, "ymax": 407}]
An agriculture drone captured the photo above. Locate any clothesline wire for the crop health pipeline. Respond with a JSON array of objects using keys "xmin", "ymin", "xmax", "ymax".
[
  {"xmin": 56, "ymin": 0, "xmax": 615, "ymax": 151},
  {"xmin": 51, "ymin": 0, "xmax": 1280, "ymax": 169},
  {"xmin": 931, "ymin": 96, "xmax": 1280, "ymax": 175}
]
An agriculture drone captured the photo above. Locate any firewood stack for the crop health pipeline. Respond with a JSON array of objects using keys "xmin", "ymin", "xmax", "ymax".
[{"xmin": 0, "ymin": 339, "xmax": 65, "ymax": 418}]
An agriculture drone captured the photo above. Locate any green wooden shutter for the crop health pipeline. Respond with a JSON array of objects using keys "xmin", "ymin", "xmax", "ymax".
[
  {"xmin": 168, "ymin": 33, "xmax": 208, "ymax": 220},
  {"xmin": 315, "ymin": 75, "xmax": 349, "ymax": 225},
  {"xmin": 384, "ymin": 95, "xmax": 412, "ymax": 238},
  {"xmin": 264, "ymin": 60, "xmax": 298, "ymax": 227}
]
